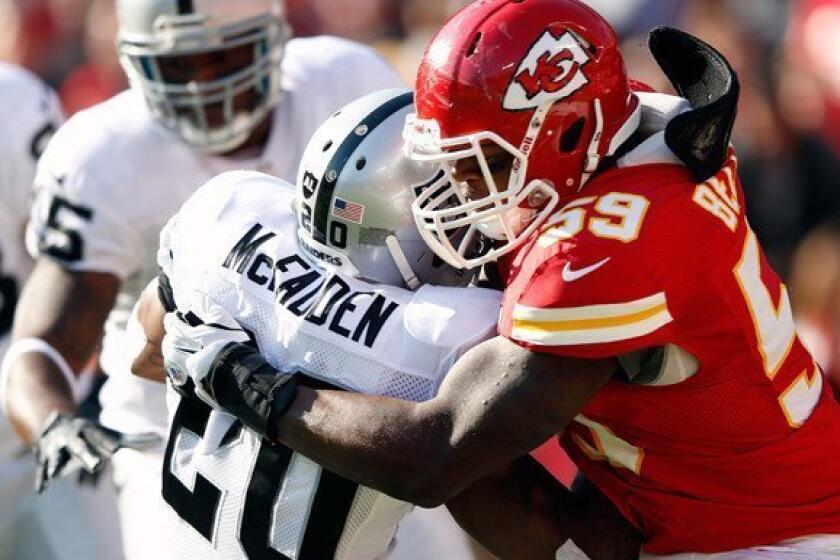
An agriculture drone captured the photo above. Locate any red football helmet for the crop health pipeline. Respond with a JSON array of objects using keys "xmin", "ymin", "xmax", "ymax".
[{"xmin": 404, "ymin": 0, "xmax": 640, "ymax": 269}]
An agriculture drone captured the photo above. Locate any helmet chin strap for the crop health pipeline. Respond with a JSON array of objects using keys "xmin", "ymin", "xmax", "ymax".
[
  {"xmin": 385, "ymin": 235, "xmax": 421, "ymax": 290},
  {"xmin": 580, "ymin": 98, "xmax": 604, "ymax": 189}
]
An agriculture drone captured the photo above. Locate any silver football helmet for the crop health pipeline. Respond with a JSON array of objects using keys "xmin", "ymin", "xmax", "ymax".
[
  {"xmin": 116, "ymin": 0, "xmax": 288, "ymax": 154},
  {"xmin": 296, "ymin": 88, "xmax": 473, "ymax": 289}
]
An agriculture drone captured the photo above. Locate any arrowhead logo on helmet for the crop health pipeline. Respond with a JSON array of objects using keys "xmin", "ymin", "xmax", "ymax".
[{"xmin": 503, "ymin": 30, "xmax": 591, "ymax": 111}]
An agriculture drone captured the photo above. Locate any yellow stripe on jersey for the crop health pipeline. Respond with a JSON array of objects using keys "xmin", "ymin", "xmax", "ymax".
[{"xmin": 511, "ymin": 292, "xmax": 672, "ymax": 346}]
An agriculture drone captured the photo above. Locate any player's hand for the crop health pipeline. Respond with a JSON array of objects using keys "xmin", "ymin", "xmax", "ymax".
[
  {"xmin": 161, "ymin": 303, "xmax": 251, "ymax": 408},
  {"xmin": 161, "ymin": 302, "xmax": 297, "ymax": 439},
  {"xmin": 33, "ymin": 412, "xmax": 160, "ymax": 493}
]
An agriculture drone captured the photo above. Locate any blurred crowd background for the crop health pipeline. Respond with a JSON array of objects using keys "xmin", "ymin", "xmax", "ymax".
[{"xmin": 3, "ymin": 0, "xmax": 840, "ymax": 393}]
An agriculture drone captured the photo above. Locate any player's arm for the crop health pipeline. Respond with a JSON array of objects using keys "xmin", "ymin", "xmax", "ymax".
[
  {"xmin": 0, "ymin": 259, "xmax": 148, "ymax": 492},
  {"xmin": 165, "ymin": 312, "xmax": 612, "ymax": 505},
  {"xmin": 446, "ymin": 456, "xmax": 641, "ymax": 559},
  {"xmin": 4, "ymin": 259, "xmax": 119, "ymax": 444},
  {"xmin": 128, "ymin": 278, "xmax": 167, "ymax": 383},
  {"xmin": 274, "ymin": 335, "xmax": 614, "ymax": 506}
]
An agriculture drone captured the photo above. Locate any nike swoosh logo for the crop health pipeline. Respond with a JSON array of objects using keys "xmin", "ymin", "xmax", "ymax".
[{"xmin": 562, "ymin": 258, "xmax": 611, "ymax": 282}]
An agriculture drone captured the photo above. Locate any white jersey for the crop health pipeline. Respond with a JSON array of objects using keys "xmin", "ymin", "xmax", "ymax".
[
  {"xmin": 25, "ymin": 36, "xmax": 403, "ymax": 437},
  {"xmin": 158, "ymin": 171, "xmax": 501, "ymax": 560},
  {"xmin": 0, "ymin": 63, "xmax": 63, "ymax": 466}
]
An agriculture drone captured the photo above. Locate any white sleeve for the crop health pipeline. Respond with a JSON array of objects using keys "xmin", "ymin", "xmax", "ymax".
[{"xmin": 26, "ymin": 162, "xmax": 144, "ymax": 280}]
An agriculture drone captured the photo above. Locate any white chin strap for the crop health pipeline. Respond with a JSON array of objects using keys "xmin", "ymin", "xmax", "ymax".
[
  {"xmin": 476, "ymin": 205, "xmax": 537, "ymax": 241},
  {"xmin": 385, "ymin": 235, "xmax": 421, "ymax": 291},
  {"xmin": 580, "ymin": 98, "xmax": 604, "ymax": 189}
]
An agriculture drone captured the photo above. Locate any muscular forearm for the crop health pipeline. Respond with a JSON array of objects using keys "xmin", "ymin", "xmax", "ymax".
[
  {"xmin": 446, "ymin": 456, "xmax": 641, "ymax": 560},
  {"xmin": 274, "ymin": 387, "xmax": 452, "ymax": 506},
  {"xmin": 272, "ymin": 338, "xmax": 613, "ymax": 507},
  {"xmin": 6, "ymin": 353, "xmax": 75, "ymax": 444},
  {"xmin": 5, "ymin": 260, "xmax": 118, "ymax": 443}
]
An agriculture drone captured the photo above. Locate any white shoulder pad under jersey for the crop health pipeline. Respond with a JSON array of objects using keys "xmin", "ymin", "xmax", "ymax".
[{"xmin": 159, "ymin": 171, "xmax": 500, "ymax": 560}]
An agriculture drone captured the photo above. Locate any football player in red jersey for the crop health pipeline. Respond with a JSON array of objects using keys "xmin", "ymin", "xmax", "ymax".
[{"xmin": 156, "ymin": 0, "xmax": 840, "ymax": 557}]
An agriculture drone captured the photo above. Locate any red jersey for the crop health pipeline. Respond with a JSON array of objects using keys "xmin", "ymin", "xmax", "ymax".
[{"xmin": 498, "ymin": 150, "xmax": 840, "ymax": 554}]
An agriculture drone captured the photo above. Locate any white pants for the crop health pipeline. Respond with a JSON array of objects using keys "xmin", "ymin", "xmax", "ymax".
[
  {"xmin": 642, "ymin": 535, "xmax": 840, "ymax": 559},
  {"xmin": 111, "ymin": 447, "xmax": 181, "ymax": 560},
  {"xmin": 0, "ymin": 455, "xmax": 123, "ymax": 560}
]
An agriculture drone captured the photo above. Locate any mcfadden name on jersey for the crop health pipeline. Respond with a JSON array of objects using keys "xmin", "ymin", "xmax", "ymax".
[
  {"xmin": 498, "ymin": 93, "xmax": 840, "ymax": 554},
  {"xmin": 159, "ymin": 171, "xmax": 501, "ymax": 560}
]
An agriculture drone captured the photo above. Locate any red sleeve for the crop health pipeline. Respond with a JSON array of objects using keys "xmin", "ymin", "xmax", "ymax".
[
  {"xmin": 501, "ymin": 246, "xmax": 674, "ymax": 359},
  {"xmin": 499, "ymin": 161, "xmax": 743, "ymax": 359}
]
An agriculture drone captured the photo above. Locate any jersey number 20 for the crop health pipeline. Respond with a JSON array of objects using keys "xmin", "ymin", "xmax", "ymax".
[{"xmin": 162, "ymin": 396, "xmax": 359, "ymax": 559}]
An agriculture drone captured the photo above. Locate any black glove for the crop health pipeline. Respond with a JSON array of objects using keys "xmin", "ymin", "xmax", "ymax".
[
  {"xmin": 33, "ymin": 412, "xmax": 161, "ymax": 493},
  {"xmin": 201, "ymin": 342, "xmax": 298, "ymax": 440}
]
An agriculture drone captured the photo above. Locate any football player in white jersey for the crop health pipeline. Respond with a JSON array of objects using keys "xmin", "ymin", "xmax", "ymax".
[
  {"xmin": 0, "ymin": 63, "xmax": 125, "ymax": 560},
  {"xmin": 1, "ymin": 1, "xmax": 402, "ymax": 558},
  {"xmin": 131, "ymin": 89, "xmax": 501, "ymax": 559}
]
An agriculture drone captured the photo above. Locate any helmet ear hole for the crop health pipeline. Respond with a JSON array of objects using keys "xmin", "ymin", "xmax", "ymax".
[
  {"xmin": 559, "ymin": 118, "xmax": 586, "ymax": 152},
  {"xmin": 466, "ymin": 33, "xmax": 482, "ymax": 58},
  {"xmin": 356, "ymin": 157, "xmax": 367, "ymax": 170},
  {"xmin": 323, "ymin": 140, "xmax": 333, "ymax": 152}
]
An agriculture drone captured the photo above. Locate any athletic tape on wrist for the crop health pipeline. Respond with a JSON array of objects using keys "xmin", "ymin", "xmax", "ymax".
[{"xmin": 0, "ymin": 337, "xmax": 81, "ymax": 413}]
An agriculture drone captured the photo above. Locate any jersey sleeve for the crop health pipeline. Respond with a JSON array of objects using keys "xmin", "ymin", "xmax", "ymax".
[
  {"xmin": 503, "ymin": 249, "xmax": 675, "ymax": 359},
  {"xmin": 25, "ymin": 118, "xmax": 144, "ymax": 280},
  {"xmin": 499, "ymin": 163, "xmax": 746, "ymax": 360},
  {"xmin": 158, "ymin": 171, "xmax": 295, "ymax": 278}
]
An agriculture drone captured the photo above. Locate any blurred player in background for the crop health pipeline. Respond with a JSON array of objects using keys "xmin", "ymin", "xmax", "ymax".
[
  {"xmin": 132, "ymin": 88, "xmax": 508, "ymax": 559},
  {"xmin": 0, "ymin": 62, "xmax": 123, "ymax": 560},
  {"xmin": 1, "ymin": 1, "xmax": 401, "ymax": 558}
]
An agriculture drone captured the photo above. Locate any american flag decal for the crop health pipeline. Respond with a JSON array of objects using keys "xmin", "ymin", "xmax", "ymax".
[{"xmin": 332, "ymin": 197, "xmax": 365, "ymax": 224}]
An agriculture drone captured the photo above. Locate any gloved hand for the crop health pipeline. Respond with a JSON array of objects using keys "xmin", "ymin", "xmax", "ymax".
[
  {"xmin": 161, "ymin": 301, "xmax": 297, "ymax": 439},
  {"xmin": 161, "ymin": 302, "xmax": 251, "ymax": 408},
  {"xmin": 33, "ymin": 412, "xmax": 160, "ymax": 493}
]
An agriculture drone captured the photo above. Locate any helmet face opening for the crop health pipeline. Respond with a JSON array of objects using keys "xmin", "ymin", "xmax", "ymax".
[
  {"xmin": 295, "ymin": 89, "xmax": 478, "ymax": 290},
  {"xmin": 403, "ymin": 110, "xmax": 560, "ymax": 270},
  {"xmin": 118, "ymin": 5, "xmax": 287, "ymax": 154}
]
